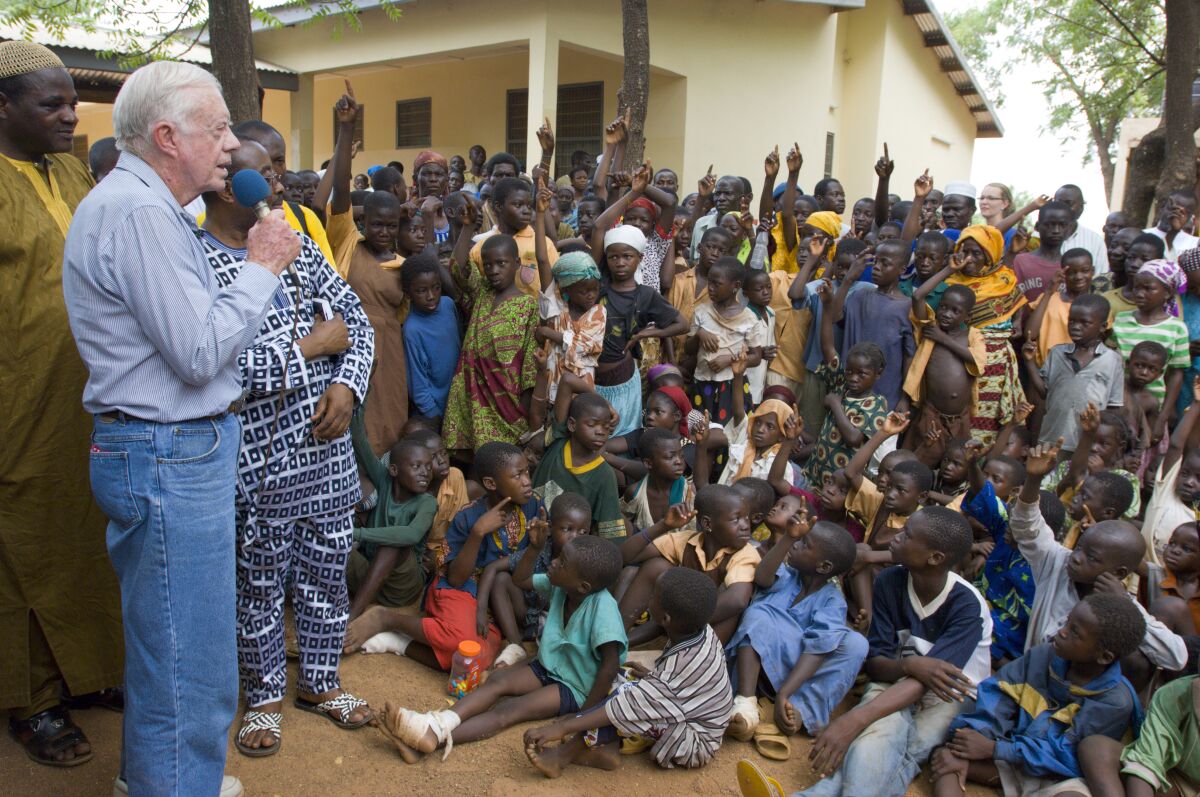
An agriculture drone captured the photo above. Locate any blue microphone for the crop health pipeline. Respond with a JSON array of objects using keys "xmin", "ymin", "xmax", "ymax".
[
  {"xmin": 231, "ymin": 169, "xmax": 272, "ymax": 221},
  {"xmin": 231, "ymin": 169, "xmax": 297, "ymax": 279}
]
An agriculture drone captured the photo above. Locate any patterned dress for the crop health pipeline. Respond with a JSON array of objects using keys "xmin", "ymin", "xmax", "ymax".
[
  {"xmin": 442, "ymin": 267, "xmax": 539, "ymax": 451},
  {"xmin": 803, "ymin": 356, "xmax": 888, "ymax": 487}
]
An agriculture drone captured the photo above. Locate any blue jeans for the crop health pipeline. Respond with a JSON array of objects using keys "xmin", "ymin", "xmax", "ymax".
[
  {"xmin": 792, "ymin": 681, "xmax": 963, "ymax": 797},
  {"xmin": 90, "ymin": 413, "xmax": 240, "ymax": 797}
]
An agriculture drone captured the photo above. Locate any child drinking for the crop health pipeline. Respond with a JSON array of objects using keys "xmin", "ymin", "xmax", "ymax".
[
  {"xmin": 523, "ymin": 566, "xmax": 734, "ymax": 774},
  {"xmin": 726, "ymin": 513, "xmax": 867, "ymax": 760},
  {"xmin": 443, "ymin": 208, "xmax": 540, "ymax": 455},
  {"xmin": 688, "ymin": 257, "xmax": 766, "ymax": 423}
]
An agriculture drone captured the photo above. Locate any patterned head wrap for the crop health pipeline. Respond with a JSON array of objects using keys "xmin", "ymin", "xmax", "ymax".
[
  {"xmin": 1138, "ymin": 258, "xmax": 1186, "ymax": 316},
  {"xmin": 956, "ymin": 224, "xmax": 1005, "ymax": 266},
  {"xmin": 413, "ymin": 150, "xmax": 448, "ymax": 173},
  {"xmin": 626, "ymin": 196, "xmax": 659, "ymax": 220},
  {"xmin": 647, "ymin": 363, "xmax": 683, "ymax": 384},
  {"xmin": 1178, "ymin": 246, "xmax": 1200, "ymax": 275},
  {"xmin": 652, "ymin": 386, "xmax": 692, "ymax": 438},
  {"xmin": 551, "ymin": 251, "xmax": 601, "ymax": 288},
  {"xmin": 604, "ymin": 224, "xmax": 647, "ymax": 254},
  {"xmin": 0, "ymin": 41, "xmax": 64, "ymax": 79}
]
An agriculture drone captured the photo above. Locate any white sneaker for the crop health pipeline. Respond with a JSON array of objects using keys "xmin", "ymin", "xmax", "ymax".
[{"xmin": 114, "ymin": 775, "xmax": 243, "ymax": 797}]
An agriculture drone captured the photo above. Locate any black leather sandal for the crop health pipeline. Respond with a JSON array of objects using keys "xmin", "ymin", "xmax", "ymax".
[{"xmin": 8, "ymin": 705, "xmax": 94, "ymax": 767}]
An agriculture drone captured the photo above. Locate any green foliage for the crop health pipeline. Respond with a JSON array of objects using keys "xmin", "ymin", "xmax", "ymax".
[{"xmin": 0, "ymin": 1, "xmax": 403, "ymax": 65}]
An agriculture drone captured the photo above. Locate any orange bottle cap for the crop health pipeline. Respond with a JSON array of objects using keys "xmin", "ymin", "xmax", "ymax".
[{"xmin": 458, "ymin": 640, "xmax": 482, "ymax": 658}]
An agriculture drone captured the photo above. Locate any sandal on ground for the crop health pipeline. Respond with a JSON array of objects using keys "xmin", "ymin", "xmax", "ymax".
[
  {"xmin": 752, "ymin": 698, "xmax": 791, "ymax": 760},
  {"xmin": 376, "ymin": 702, "xmax": 421, "ymax": 764},
  {"xmin": 234, "ymin": 710, "xmax": 282, "ymax": 758},
  {"xmin": 293, "ymin": 692, "xmax": 372, "ymax": 730},
  {"xmin": 619, "ymin": 734, "xmax": 653, "ymax": 755},
  {"xmin": 8, "ymin": 705, "xmax": 94, "ymax": 768},
  {"xmin": 64, "ymin": 687, "xmax": 125, "ymax": 713},
  {"xmin": 736, "ymin": 759, "xmax": 785, "ymax": 797}
]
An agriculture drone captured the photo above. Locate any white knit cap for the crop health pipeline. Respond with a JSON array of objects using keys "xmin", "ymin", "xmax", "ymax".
[
  {"xmin": 603, "ymin": 224, "xmax": 647, "ymax": 254},
  {"xmin": 943, "ymin": 181, "xmax": 977, "ymax": 199}
]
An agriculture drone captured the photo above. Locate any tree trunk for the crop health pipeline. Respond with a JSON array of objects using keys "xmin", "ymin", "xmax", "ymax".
[
  {"xmin": 207, "ymin": 0, "xmax": 261, "ymax": 124},
  {"xmin": 617, "ymin": 0, "xmax": 650, "ymax": 166},
  {"xmin": 1122, "ymin": 126, "xmax": 1166, "ymax": 225},
  {"xmin": 1155, "ymin": 0, "xmax": 1199, "ymax": 203}
]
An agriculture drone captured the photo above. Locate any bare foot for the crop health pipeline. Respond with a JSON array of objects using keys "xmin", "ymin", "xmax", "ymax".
[
  {"xmin": 526, "ymin": 740, "xmax": 568, "ymax": 778},
  {"xmin": 344, "ymin": 605, "xmax": 394, "ymax": 653},
  {"xmin": 573, "ymin": 739, "xmax": 621, "ymax": 771},
  {"xmin": 377, "ymin": 702, "xmax": 421, "ymax": 764},
  {"xmin": 238, "ymin": 701, "xmax": 283, "ymax": 751}
]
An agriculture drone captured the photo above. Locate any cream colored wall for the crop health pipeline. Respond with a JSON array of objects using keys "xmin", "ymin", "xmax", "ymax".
[
  {"xmin": 833, "ymin": 4, "xmax": 887, "ymax": 199},
  {"xmin": 262, "ymin": 88, "xmax": 292, "ymax": 154},
  {"xmin": 74, "ymin": 102, "xmax": 114, "ymax": 151}
]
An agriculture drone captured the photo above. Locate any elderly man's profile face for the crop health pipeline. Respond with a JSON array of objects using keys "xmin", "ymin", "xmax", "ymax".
[
  {"xmin": 0, "ymin": 68, "xmax": 79, "ymax": 156},
  {"xmin": 175, "ymin": 88, "xmax": 239, "ymax": 196}
]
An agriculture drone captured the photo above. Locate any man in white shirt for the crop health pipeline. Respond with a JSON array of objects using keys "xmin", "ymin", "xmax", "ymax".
[
  {"xmin": 1054, "ymin": 184, "xmax": 1109, "ymax": 274},
  {"xmin": 1144, "ymin": 190, "xmax": 1199, "ymax": 263}
]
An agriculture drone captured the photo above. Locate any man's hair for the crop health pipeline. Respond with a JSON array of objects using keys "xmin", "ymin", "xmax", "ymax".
[
  {"xmin": 570, "ymin": 149, "xmax": 590, "ymax": 165},
  {"xmin": 640, "ymin": 427, "xmax": 680, "ymax": 459},
  {"xmin": 915, "ymin": 506, "xmax": 972, "ymax": 567},
  {"xmin": 890, "ymin": 200, "xmax": 913, "ymax": 223},
  {"xmin": 708, "ymin": 256, "xmax": 745, "ymax": 284},
  {"xmin": 891, "ymin": 460, "xmax": 934, "ymax": 493},
  {"xmin": 813, "ymin": 178, "xmax": 841, "ymax": 197},
  {"xmin": 700, "ymin": 225, "xmax": 734, "ymax": 244},
  {"xmin": 916, "ymin": 230, "xmax": 951, "ymax": 252},
  {"xmin": 1131, "ymin": 232, "xmax": 1167, "ymax": 259},
  {"xmin": 113, "ymin": 61, "xmax": 222, "ymax": 157},
  {"xmin": 835, "ymin": 238, "xmax": 868, "ymax": 260},
  {"xmin": 1061, "ymin": 247, "xmax": 1094, "ymax": 267},
  {"xmin": 400, "ymin": 252, "xmax": 441, "ymax": 293},
  {"xmin": 1086, "ymin": 520, "xmax": 1146, "ymax": 571},
  {"xmin": 362, "ymin": 190, "xmax": 400, "ymax": 217},
  {"xmin": 387, "ymin": 436, "xmax": 429, "ymax": 471},
  {"xmin": 1072, "ymin": 293, "xmax": 1111, "ymax": 320},
  {"xmin": 846, "ymin": 341, "xmax": 886, "ymax": 372},
  {"xmin": 1037, "ymin": 200, "xmax": 1073, "ymax": 220},
  {"xmin": 567, "ymin": 536, "xmax": 623, "ymax": 592},
  {"xmin": 492, "ymin": 176, "xmax": 532, "ymax": 205},
  {"xmin": 694, "ymin": 484, "xmax": 740, "ymax": 522},
  {"xmin": 731, "ymin": 478, "xmax": 775, "ymax": 522},
  {"xmin": 371, "ymin": 166, "xmax": 404, "ymax": 194},
  {"xmin": 811, "ymin": 521, "xmax": 858, "ymax": 576},
  {"xmin": 474, "ymin": 441, "xmax": 525, "ymax": 483},
  {"xmin": 232, "ymin": 119, "xmax": 281, "ymax": 142},
  {"xmin": 656, "ymin": 567, "xmax": 718, "ymax": 636},
  {"xmin": 577, "ymin": 194, "xmax": 606, "ymax": 213},
  {"xmin": 480, "ymin": 233, "xmax": 519, "ymax": 260},
  {"xmin": 484, "ymin": 152, "xmax": 520, "ymax": 175},
  {"xmin": 568, "ymin": 391, "xmax": 611, "ymax": 422},
  {"xmin": 1088, "ymin": 471, "xmax": 1135, "ymax": 517},
  {"xmin": 349, "ymin": 189, "xmax": 369, "ymax": 206},
  {"xmin": 942, "ymin": 284, "xmax": 977, "ymax": 311},
  {"xmin": 1039, "ymin": 489, "xmax": 1067, "ymax": 536},
  {"xmin": 387, "ymin": 160, "xmax": 405, "ymax": 174},
  {"xmin": 88, "ymin": 136, "xmax": 119, "ymax": 179},
  {"xmin": 405, "ymin": 428, "xmax": 443, "ymax": 448},
  {"xmin": 1081, "ymin": 593, "xmax": 1146, "ymax": 660},
  {"xmin": 1131, "ymin": 339, "xmax": 1169, "ymax": 364},
  {"xmin": 550, "ymin": 491, "xmax": 592, "ymax": 524}
]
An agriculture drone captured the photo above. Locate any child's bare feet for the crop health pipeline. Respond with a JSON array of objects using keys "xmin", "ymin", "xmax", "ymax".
[
  {"xmin": 526, "ymin": 734, "xmax": 618, "ymax": 777},
  {"xmin": 525, "ymin": 738, "xmax": 568, "ymax": 779},
  {"xmin": 343, "ymin": 605, "xmax": 393, "ymax": 652},
  {"xmin": 574, "ymin": 740, "xmax": 621, "ymax": 771},
  {"xmin": 377, "ymin": 702, "xmax": 421, "ymax": 764}
]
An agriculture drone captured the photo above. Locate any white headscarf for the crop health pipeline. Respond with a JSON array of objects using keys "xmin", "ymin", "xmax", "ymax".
[{"xmin": 604, "ymin": 224, "xmax": 647, "ymax": 254}]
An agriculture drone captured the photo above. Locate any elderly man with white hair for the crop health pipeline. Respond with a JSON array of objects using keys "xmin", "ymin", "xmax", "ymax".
[{"xmin": 63, "ymin": 61, "xmax": 301, "ymax": 797}]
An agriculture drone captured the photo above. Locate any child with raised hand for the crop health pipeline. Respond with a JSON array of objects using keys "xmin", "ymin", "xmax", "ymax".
[
  {"xmin": 618, "ymin": 488, "xmax": 758, "ymax": 645},
  {"xmin": 930, "ymin": 594, "xmax": 1146, "ymax": 797},
  {"xmin": 902, "ymin": 253, "xmax": 987, "ymax": 466},
  {"xmin": 803, "ymin": 275, "xmax": 888, "ymax": 488},
  {"xmin": 1025, "ymin": 249, "xmax": 1096, "ymax": 367},
  {"xmin": 1011, "ymin": 439, "xmax": 1188, "ymax": 686},
  {"xmin": 666, "ymin": 225, "xmax": 733, "ymax": 364},
  {"xmin": 442, "ymin": 201, "xmax": 540, "ymax": 455},
  {"xmin": 1120, "ymin": 669, "xmax": 1200, "ymax": 797},
  {"xmin": 1048, "ymin": 404, "xmax": 1142, "ymax": 541},
  {"xmin": 1147, "ymin": 521, "xmax": 1200, "ymax": 636},
  {"xmin": 726, "ymin": 511, "xmax": 868, "ymax": 760},
  {"xmin": 1110, "ymin": 258, "xmax": 1191, "ymax": 442},
  {"xmin": 523, "ymin": 566, "xmax": 734, "ymax": 775},
  {"xmin": 401, "ymin": 253, "xmax": 462, "ymax": 425},
  {"xmin": 477, "ymin": 492, "xmax": 590, "ymax": 669},
  {"xmin": 783, "ymin": 508, "xmax": 992, "ymax": 797},
  {"xmin": 899, "ymin": 231, "xmax": 951, "ymax": 309},
  {"xmin": 588, "ymin": 158, "xmax": 676, "ymax": 292},
  {"xmin": 347, "ymin": 425, "xmax": 439, "ymax": 614},
  {"xmin": 1023, "ymin": 293, "xmax": 1124, "ymax": 455},
  {"xmin": 1142, "ymin": 376, "xmax": 1200, "ymax": 564},
  {"xmin": 533, "ymin": 379, "xmax": 625, "ymax": 540},
  {"xmin": 688, "ymin": 256, "xmax": 766, "ymax": 423},
  {"xmin": 344, "ymin": 442, "xmax": 541, "ymax": 672},
  {"xmin": 620, "ymin": 427, "xmax": 693, "ymax": 533},
  {"xmin": 833, "ymin": 237, "xmax": 916, "ymax": 412},
  {"xmin": 378, "ymin": 517, "xmax": 627, "ymax": 765}
]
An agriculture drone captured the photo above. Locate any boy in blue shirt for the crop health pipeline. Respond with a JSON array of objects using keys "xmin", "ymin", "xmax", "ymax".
[
  {"xmin": 378, "ymin": 513, "xmax": 627, "ymax": 765},
  {"xmin": 401, "ymin": 253, "xmax": 461, "ymax": 423}
]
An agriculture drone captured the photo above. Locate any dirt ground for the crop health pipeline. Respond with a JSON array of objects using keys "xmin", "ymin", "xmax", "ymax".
[{"xmin": 5, "ymin": 644, "xmax": 1002, "ymax": 797}]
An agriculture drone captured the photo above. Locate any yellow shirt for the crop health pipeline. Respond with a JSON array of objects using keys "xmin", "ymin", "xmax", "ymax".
[
  {"xmin": 847, "ymin": 477, "xmax": 909, "ymax": 545},
  {"xmin": 469, "ymin": 224, "xmax": 559, "ymax": 301},
  {"xmin": 769, "ymin": 212, "xmax": 799, "ymax": 273},
  {"xmin": 653, "ymin": 529, "xmax": 761, "ymax": 587},
  {"xmin": 0, "ymin": 153, "xmax": 73, "ymax": 236},
  {"xmin": 902, "ymin": 311, "xmax": 987, "ymax": 406},
  {"xmin": 767, "ymin": 269, "xmax": 808, "ymax": 384}
]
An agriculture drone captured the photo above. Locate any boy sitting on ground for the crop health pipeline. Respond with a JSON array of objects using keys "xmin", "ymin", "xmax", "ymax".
[
  {"xmin": 1120, "ymin": 670, "xmax": 1200, "ymax": 797},
  {"xmin": 620, "ymin": 427, "xmax": 693, "ymax": 533},
  {"xmin": 618, "ymin": 486, "xmax": 759, "ymax": 645},
  {"xmin": 931, "ymin": 594, "xmax": 1146, "ymax": 797},
  {"xmin": 379, "ymin": 523, "xmax": 627, "ymax": 764},
  {"xmin": 523, "ymin": 567, "xmax": 735, "ymax": 775}
]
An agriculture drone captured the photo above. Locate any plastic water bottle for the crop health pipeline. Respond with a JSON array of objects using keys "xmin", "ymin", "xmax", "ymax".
[{"xmin": 447, "ymin": 640, "xmax": 482, "ymax": 698}]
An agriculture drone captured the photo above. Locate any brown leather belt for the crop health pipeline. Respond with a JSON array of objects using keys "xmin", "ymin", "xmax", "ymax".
[{"xmin": 98, "ymin": 400, "xmax": 245, "ymax": 424}]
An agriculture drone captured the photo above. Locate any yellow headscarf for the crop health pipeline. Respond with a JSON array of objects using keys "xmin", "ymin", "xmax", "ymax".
[
  {"xmin": 733, "ymin": 399, "xmax": 795, "ymax": 481},
  {"xmin": 803, "ymin": 211, "xmax": 842, "ymax": 263},
  {"xmin": 956, "ymin": 224, "xmax": 1005, "ymax": 267}
]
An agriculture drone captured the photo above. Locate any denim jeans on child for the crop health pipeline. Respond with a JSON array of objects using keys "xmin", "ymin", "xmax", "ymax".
[
  {"xmin": 90, "ymin": 413, "xmax": 240, "ymax": 797},
  {"xmin": 793, "ymin": 680, "xmax": 963, "ymax": 797}
]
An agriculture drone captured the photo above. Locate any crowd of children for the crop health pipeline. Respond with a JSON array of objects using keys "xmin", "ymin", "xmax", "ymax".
[{"xmin": 258, "ymin": 82, "xmax": 1200, "ymax": 795}]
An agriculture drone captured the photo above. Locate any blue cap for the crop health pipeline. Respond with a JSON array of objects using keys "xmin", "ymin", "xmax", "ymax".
[{"xmin": 367, "ymin": 165, "xmax": 383, "ymax": 176}]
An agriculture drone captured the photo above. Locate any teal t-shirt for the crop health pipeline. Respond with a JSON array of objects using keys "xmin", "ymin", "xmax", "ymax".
[{"xmin": 532, "ymin": 573, "xmax": 628, "ymax": 706}]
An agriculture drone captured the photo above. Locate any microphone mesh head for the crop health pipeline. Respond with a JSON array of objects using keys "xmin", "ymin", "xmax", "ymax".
[{"xmin": 231, "ymin": 169, "xmax": 271, "ymax": 209}]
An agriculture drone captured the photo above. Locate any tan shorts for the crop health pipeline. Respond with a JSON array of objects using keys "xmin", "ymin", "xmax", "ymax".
[{"xmin": 997, "ymin": 761, "xmax": 1089, "ymax": 797}]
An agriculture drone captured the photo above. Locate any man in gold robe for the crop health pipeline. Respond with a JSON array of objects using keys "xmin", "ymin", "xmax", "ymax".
[{"xmin": 0, "ymin": 41, "xmax": 122, "ymax": 767}]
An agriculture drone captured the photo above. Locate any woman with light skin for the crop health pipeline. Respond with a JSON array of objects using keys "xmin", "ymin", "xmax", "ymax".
[{"xmin": 978, "ymin": 182, "xmax": 1050, "ymax": 237}]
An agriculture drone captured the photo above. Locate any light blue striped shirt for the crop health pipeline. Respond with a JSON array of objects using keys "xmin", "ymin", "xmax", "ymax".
[{"xmin": 63, "ymin": 152, "xmax": 281, "ymax": 422}]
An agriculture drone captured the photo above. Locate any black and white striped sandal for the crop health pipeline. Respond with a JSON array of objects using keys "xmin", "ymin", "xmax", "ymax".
[
  {"xmin": 293, "ymin": 692, "xmax": 372, "ymax": 729},
  {"xmin": 235, "ymin": 710, "xmax": 282, "ymax": 757}
]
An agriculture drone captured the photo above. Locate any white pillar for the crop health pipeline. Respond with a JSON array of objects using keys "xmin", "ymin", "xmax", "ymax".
[{"xmin": 526, "ymin": 21, "xmax": 559, "ymax": 176}]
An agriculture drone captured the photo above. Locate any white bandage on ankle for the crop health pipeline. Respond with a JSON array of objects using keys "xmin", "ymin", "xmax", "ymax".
[
  {"xmin": 430, "ymin": 709, "xmax": 462, "ymax": 760},
  {"xmin": 495, "ymin": 642, "xmax": 527, "ymax": 667},
  {"xmin": 361, "ymin": 631, "xmax": 411, "ymax": 656},
  {"xmin": 733, "ymin": 695, "xmax": 759, "ymax": 721}
]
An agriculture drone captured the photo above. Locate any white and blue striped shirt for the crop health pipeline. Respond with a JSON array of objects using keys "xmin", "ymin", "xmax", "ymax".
[{"xmin": 63, "ymin": 152, "xmax": 281, "ymax": 422}]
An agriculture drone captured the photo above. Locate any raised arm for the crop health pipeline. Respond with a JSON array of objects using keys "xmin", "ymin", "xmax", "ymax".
[
  {"xmin": 872, "ymin": 144, "xmax": 894, "ymax": 229},
  {"xmin": 900, "ymin": 169, "xmax": 932, "ymax": 247},
  {"xmin": 589, "ymin": 162, "xmax": 651, "ymax": 255},
  {"xmin": 912, "ymin": 257, "xmax": 961, "ymax": 321},
  {"xmin": 995, "ymin": 194, "xmax": 1049, "ymax": 234},
  {"xmin": 688, "ymin": 165, "xmax": 716, "ymax": 236},
  {"xmin": 1060, "ymin": 403, "xmax": 1099, "ymax": 495},
  {"xmin": 754, "ymin": 510, "xmax": 813, "ymax": 588},
  {"xmin": 767, "ymin": 411, "xmax": 803, "ymax": 496},
  {"xmin": 591, "ymin": 110, "xmax": 627, "ymax": 203},
  {"xmin": 759, "ymin": 146, "xmax": 780, "ymax": 224},
  {"xmin": 781, "ymin": 144, "xmax": 801, "ymax": 252},
  {"xmin": 845, "ymin": 412, "xmax": 910, "ymax": 491},
  {"xmin": 329, "ymin": 81, "xmax": 358, "ymax": 216},
  {"xmin": 534, "ymin": 176, "xmax": 556, "ymax": 291},
  {"xmin": 449, "ymin": 201, "xmax": 483, "ymax": 300},
  {"xmin": 788, "ymin": 236, "xmax": 828, "ymax": 301},
  {"xmin": 1163, "ymin": 376, "xmax": 1200, "ymax": 473}
]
